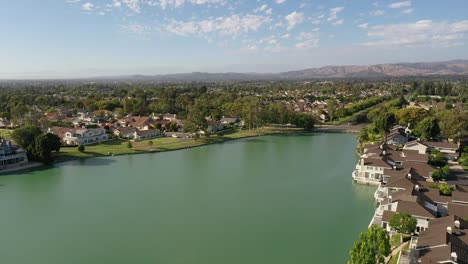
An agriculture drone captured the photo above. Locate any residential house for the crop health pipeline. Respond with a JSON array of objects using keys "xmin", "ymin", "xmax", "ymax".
[
  {"xmin": 117, "ymin": 116, "xmax": 154, "ymax": 130},
  {"xmin": 206, "ymin": 121, "xmax": 224, "ymax": 134},
  {"xmin": 403, "ymin": 141, "xmax": 428, "ymax": 154},
  {"xmin": 114, "ymin": 127, "xmax": 137, "ymax": 139},
  {"xmin": 220, "ymin": 117, "xmax": 239, "ymax": 125},
  {"xmin": 163, "ymin": 114, "xmax": 177, "ymax": 122},
  {"xmin": 49, "ymin": 127, "xmax": 108, "ymax": 145},
  {"xmin": 353, "ymin": 144, "xmax": 432, "ymax": 185},
  {"xmin": 415, "ymin": 216, "xmax": 468, "ymax": 264},
  {"xmin": 0, "ymin": 139, "xmax": 28, "ymax": 170},
  {"xmin": 424, "ymin": 141, "xmax": 459, "ymax": 160},
  {"xmin": 386, "ymin": 127, "xmax": 409, "ymax": 145},
  {"xmin": 133, "ymin": 129, "xmax": 161, "ymax": 141},
  {"xmin": 0, "ymin": 118, "xmax": 12, "ymax": 129}
]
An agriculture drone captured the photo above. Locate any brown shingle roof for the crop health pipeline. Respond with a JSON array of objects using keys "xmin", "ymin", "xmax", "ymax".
[
  {"xmin": 448, "ymin": 203, "xmax": 468, "ymax": 219},
  {"xmin": 452, "ymin": 191, "xmax": 468, "ymax": 204},
  {"xmin": 423, "ymin": 141, "xmax": 459, "ymax": 150},
  {"xmin": 407, "ymin": 162, "xmax": 436, "ymax": 178},
  {"xmin": 396, "ymin": 200, "xmax": 436, "ymax": 218},
  {"xmin": 363, "ymin": 157, "xmax": 392, "ymax": 168}
]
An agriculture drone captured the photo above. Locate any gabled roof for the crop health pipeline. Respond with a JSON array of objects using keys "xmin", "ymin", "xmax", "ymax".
[
  {"xmin": 407, "ymin": 162, "xmax": 436, "ymax": 178},
  {"xmin": 395, "ymin": 200, "xmax": 436, "ymax": 218},
  {"xmin": 448, "ymin": 203, "xmax": 468, "ymax": 219},
  {"xmin": 423, "ymin": 141, "xmax": 459, "ymax": 150}
]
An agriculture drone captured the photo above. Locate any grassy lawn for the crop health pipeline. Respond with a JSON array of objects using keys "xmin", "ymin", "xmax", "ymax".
[
  {"xmin": 391, "ymin": 234, "xmax": 402, "ymax": 248},
  {"xmin": 0, "ymin": 129, "xmax": 13, "ymax": 138},
  {"xmin": 54, "ymin": 127, "xmax": 304, "ymax": 162},
  {"xmin": 389, "ymin": 253, "xmax": 399, "ymax": 264}
]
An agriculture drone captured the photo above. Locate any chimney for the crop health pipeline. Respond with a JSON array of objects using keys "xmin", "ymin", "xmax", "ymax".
[
  {"xmin": 454, "ymin": 220, "xmax": 460, "ymax": 228},
  {"xmin": 447, "ymin": 226, "xmax": 452, "ymax": 234},
  {"xmin": 382, "ymin": 150, "xmax": 386, "ymax": 155},
  {"xmin": 451, "ymin": 252, "xmax": 457, "ymax": 262},
  {"xmin": 407, "ymin": 173, "xmax": 412, "ymax": 180},
  {"xmin": 415, "ymin": 185, "xmax": 419, "ymax": 192},
  {"xmin": 388, "ymin": 196, "xmax": 392, "ymax": 204},
  {"xmin": 401, "ymin": 152, "xmax": 406, "ymax": 157},
  {"xmin": 360, "ymin": 159, "xmax": 365, "ymax": 165}
]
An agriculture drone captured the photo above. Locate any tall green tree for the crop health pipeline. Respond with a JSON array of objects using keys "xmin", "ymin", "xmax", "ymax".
[
  {"xmin": 414, "ymin": 116, "xmax": 440, "ymax": 141},
  {"xmin": 436, "ymin": 110, "xmax": 468, "ymax": 142},
  {"xmin": 349, "ymin": 225, "xmax": 391, "ymax": 264},
  {"xmin": 11, "ymin": 125, "xmax": 43, "ymax": 149},
  {"xmin": 373, "ymin": 112, "xmax": 396, "ymax": 142},
  {"xmin": 27, "ymin": 133, "xmax": 61, "ymax": 164},
  {"xmin": 327, "ymin": 98, "xmax": 338, "ymax": 122},
  {"xmin": 389, "ymin": 212, "xmax": 417, "ymax": 234}
]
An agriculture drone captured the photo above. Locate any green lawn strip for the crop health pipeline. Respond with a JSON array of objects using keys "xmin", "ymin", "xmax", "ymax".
[
  {"xmin": 389, "ymin": 252, "xmax": 399, "ymax": 264},
  {"xmin": 54, "ymin": 127, "xmax": 304, "ymax": 162},
  {"xmin": 391, "ymin": 234, "xmax": 402, "ymax": 248},
  {"xmin": 0, "ymin": 129, "xmax": 13, "ymax": 138}
]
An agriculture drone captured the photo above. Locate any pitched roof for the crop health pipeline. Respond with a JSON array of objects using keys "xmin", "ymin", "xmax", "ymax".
[
  {"xmin": 423, "ymin": 141, "xmax": 459, "ymax": 150},
  {"xmin": 448, "ymin": 203, "xmax": 468, "ymax": 219},
  {"xmin": 363, "ymin": 157, "xmax": 392, "ymax": 168},
  {"xmin": 407, "ymin": 162, "xmax": 436, "ymax": 178},
  {"xmin": 396, "ymin": 200, "xmax": 436, "ymax": 218},
  {"xmin": 452, "ymin": 191, "xmax": 468, "ymax": 204}
]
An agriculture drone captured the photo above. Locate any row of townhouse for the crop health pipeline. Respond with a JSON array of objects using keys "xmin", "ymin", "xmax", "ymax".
[
  {"xmin": 354, "ymin": 135, "xmax": 468, "ymax": 263},
  {"xmin": 371, "ymin": 169, "xmax": 468, "ymax": 263}
]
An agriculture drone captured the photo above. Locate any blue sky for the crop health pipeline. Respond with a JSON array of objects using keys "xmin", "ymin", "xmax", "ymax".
[{"xmin": 1, "ymin": 0, "xmax": 468, "ymax": 78}]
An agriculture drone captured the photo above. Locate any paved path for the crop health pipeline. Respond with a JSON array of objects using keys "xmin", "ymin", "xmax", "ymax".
[{"xmin": 385, "ymin": 241, "xmax": 409, "ymax": 264}]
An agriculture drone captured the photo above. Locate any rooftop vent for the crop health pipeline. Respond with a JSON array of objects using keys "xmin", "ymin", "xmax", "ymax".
[
  {"xmin": 407, "ymin": 173, "xmax": 412, "ymax": 179},
  {"xmin": 415, "ymin": 185, "xmax": 420, "ymax": 191},
  {"xmin": 451, "ymin": 252, "xmax": 457, "ymax": 262},
  {"xmin": 447, "ymin": 226, "xmax": 452, "ymax": 234},
  {"xmin": 383, "ymin": 150, "xmax": 386, "ymax": 155},
  {"xmin": 454, "ymin": 220, "xmax": 460, "ymax": 228}
]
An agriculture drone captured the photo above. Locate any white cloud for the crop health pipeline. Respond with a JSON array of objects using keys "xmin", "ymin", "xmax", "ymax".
[
  {"xmin": 123, "ymin": 0, "xmax": 141, "ymax": 13},
  {"xmin": 165, "ymin": 14, "xmax": 271, "ymax": 37},
  {"xmin": 332, "ymin": 19, "xmax": 344, "ymax": 26},
  {"xmin": 254, "ymin": 4, "xmax": 268, "ymax": 13},
  {"xmin": 327, "ymin": 6, "xmax": 344, "ymax": 22},
  {"xmin": 121, "ymin": 23, "xmax": 157, "ymax": 36},
  {"xmin": 370, "ymin": 10, "xmax": 385, "ymax": 16},
  {"xmin": 82, "ymin": 2, "xmax": 94, "ymax": 10},
  {"xmin": 285, "ymin": 11, "xmax": 304, "ymax": 30},
  {"xmin": 189, "ymin": 0, "xmax": 226, "ymax": 5},
  {"xmin": 275, "ymin": 0, "xmax": 286, "ymax": 4},
  {"xmin": 66, "ymin": 0, "xmax": 81, "ymax": 3},
  {"xmin": 265, "ymin": 8, "xmax": 273, "ymax": 15},
  {"xmin": 357, "ymin": 23, "xmax": 368, "ymax": 29},
  {"xmin": 296, "ymin": 30, "xmax": 320, "ymax": 49},
  {"xmin": 389, "ymin": 1, "xmax": 411, "ymax": 9},
  {"xmin": 112, "ymin": 0, "xmax": 121, "ymax": 7},
  {"xmin": 363, "ymin": 20, "xmax": 468, "ymax": 47},
  {"xmin": 402, "ymin": 8, "xmax": 414, "ymax": 14}
]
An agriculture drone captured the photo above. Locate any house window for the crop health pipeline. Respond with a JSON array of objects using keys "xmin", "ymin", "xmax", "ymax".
[{"xmin": 365, "ymin": 172, "xmax": 370, "ymax": 178}]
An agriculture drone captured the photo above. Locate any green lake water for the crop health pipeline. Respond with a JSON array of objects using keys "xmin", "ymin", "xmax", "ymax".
[{"xmin": 0, "ymin": 134, "xmax": 376, "ymax": 264}]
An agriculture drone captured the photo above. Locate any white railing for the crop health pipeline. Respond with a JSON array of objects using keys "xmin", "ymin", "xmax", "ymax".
[{"xmin": 0, "ymin": 153, "xmax": 27, "ymax": 161}]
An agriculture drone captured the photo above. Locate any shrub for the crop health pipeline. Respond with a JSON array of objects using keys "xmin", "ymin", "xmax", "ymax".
[
  {"xmin": 127, "ymin": 141, "xmax": 133, "ymax": 148},
  {"xmin": 148, "ymin": 140, "xmax": 153, "ymax": 145},
  {"xmin": 78, "ymin": 144, "xmax": 85, "ymax": 152},
  {"xmin": 438, "ymin": 184, "xmax": 454, "ymax": 196}
]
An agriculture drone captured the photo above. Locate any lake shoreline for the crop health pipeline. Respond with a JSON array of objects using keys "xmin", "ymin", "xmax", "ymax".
[{"xmin": 1, "ymin": 125, "xmax": 360, "ymax": 175}]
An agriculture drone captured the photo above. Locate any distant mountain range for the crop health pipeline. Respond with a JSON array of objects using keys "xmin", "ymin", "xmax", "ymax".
[{"xmin": 100, "ymin": 60, "xmax": 468, "ymax": 82}]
